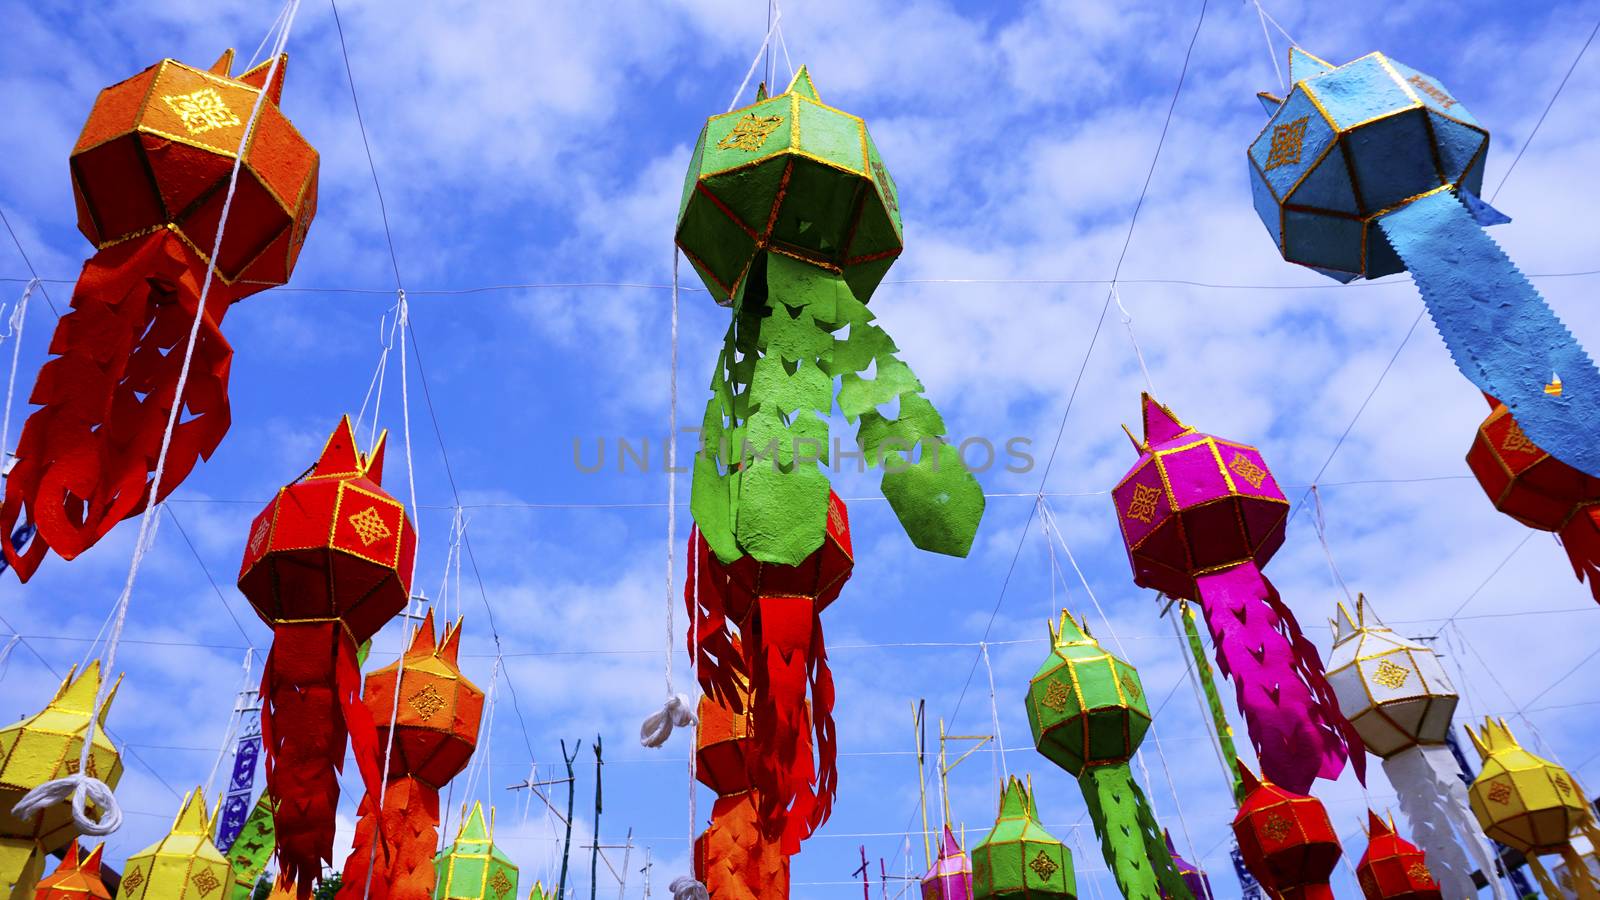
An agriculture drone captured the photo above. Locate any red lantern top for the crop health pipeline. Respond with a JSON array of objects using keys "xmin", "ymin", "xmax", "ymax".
[
  {"xmin": 70, "ymin": 49, "xmax": 318, "ymax": 295},
  {"xmin": 237, "ymin": 417, "xmax": 416, "ymax": 643},
  {"xmin": 1232, "ymin": 763, "xmax": 1342, "ymax": 900},
  {"xmin": 1357, "ymin": 811, "xmax": 1441, "ymax": 900},
  {"xmin": 360, "ymin": 610, "xmax": 482, "ymax": 790},
  {"xmin": 35, "ymin": 842, "xmax": 112, "ymax": 900},
  {"xmin": 711, "ymin": 490, "xmax": 853, "ymax": 626}
]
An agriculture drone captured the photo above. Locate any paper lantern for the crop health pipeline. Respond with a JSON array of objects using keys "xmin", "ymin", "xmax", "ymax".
[
  {"xmin": 693, "ymin": 651, "xmax": 790, "ymax": 900},
  {"xmin": 922, "ymin": 825, "xmax": 973, "ymax": 900},
  {"xmin": 1468, "ymin": 396, "xmax": 1600, "ymax": 604},
  {"xmin": 1025, "ymin": 610, "xmax": 1191, "ymax": 900},
  {"xmin": 1232, "ymin": 763, "xmax": 1342, "ymax": 900},
  {"xmin": 1250, "ymin": 48, "xmax": 1600, "ymax": 479},
  {"xmin": 526, "ymin": 884, "xmax": 549, "ymax": 900},
  {"xmin": 0, "ymin": 663, "xmax": 122, "ymax": 897},
  {"xmin": 679, "ymin": 66, "xmax": 983, "ymax": 565},
  {"xmin": 1163, "ymin": 832, "xmax": 1210, "ymax": 900},
  {"xmin": 118, "ymin": 787, "xmax": 230, "ymax": 900},
  {"xmin": 33, "ymin": 842, "xmax": 111, "ymax": 900},
  {"xmin": 1357, "ymin": 811, "xmax": 1441, "ymax": 900},
  {"xmin": 1325, "ymin": 595, "xmax": 1500, "ymax": 900},
  {"xmin": 340, "ymin": 612, "xmax": 483, "ymax": 900},
  {"xmin": 686, "ymin": 491, "xmax": 851, "ymax": 853},
  {"xmin": 0, "ymin": 49, "xmax": 318, "ymax": 580},
  {"xmin": 1467, "ymin": 718, "xmax": 1600, "ymax": 899},
  {"xmin": 971, "ymin": 776, "xmax": 1075, "ymax": 900},
  {"xmin": 237, "ymin": 417, "xmax": 416, "ymax": 893},
  {"xmin": 224, "ymin": 794, "xmax": 275, "ymax": 900},
  {"xmin": 433, "ymin": 803, "xmax": 518, "ymax": 900},
  {"xmin": 1111, "ymin": 394, "xmax": 1361, "ymax": 793}
]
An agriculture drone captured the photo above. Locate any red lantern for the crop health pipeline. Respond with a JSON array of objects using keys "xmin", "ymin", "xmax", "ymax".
[
  {"xmin": 0, "ymin": 49, "xmax": 317, "ymax": 580},
  {"xmin": 687, "ymin": 491, "xmax": 852, "ymax": 854},
  {"xmin": 237, "ymin": 417, "xmax": 416, "ymax": 896},
  {"xmin": 1357, "ymin": 810, "xmax": 1441, "ymax": 900},
  {"xmin": 1232, "ymin": 763, "xmax": 1342, "ymax": 900},
  {"xmin": 1467, "ymin": 395, "xmax": 1600, "ymax": 604},
  {"xmin": 338, "ymin": 612, "xmax": 481, "ymax": 900}
]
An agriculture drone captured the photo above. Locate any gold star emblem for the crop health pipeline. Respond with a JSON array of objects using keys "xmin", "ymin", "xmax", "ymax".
[
  {"xmin": 716, "ymin": 113, "xmax": 784, "ymax": 152},
  {"xmin": 1486, "ymin": 780, "xmax": 1513, "ymax": 805},
  {"xmin": 1119, "ymin": 671, "xmax": 1142, "ymax": 701},
  {"xmin": 1125, "ymin": 483, "xmax": 1161, "ymax": 524},
  {"xmin": 490, "ymin": 869, "xmax": 515, "ymax": 897},
  {"xmin": 193, "ymin": 868, "xmax": 222, "ymax": 896},
  {"xmin": 1228, "ymin": 453, "xmax": 1268, "ymax": 489},
  {"xmin": 1553, "ymin": 773, "xmax": 1574, "ymax": 797},
  {"xmin": 1501, "ymin": 421, "xmax": 1539, "ymax": 455},
  {"xmin": 348, "ymin": 506, "xmax": 392, "ymax": 547},
  {"xmin": 1372, "ymin": 659, "xmax": 1410, "ymax": 690},
  {"xmin": 1264, "ymin": 117, "xmax": 1309, "ymax": 172},
  {"xmin": 1041, "ymin": 680, "xmax": 1071, "ymax": 713},
  {"xmin": 409, "ymin": 684, "xmax": 446, "ymax": 721},
  {"xmin": 122, "ymin": 869, "xmax": 145, "ymax": 892},
  {"xmin": 1407, "ymin": 862, "xmax": 1433, "ymax": 885},
  {"xmin": 162, "ymin": 88, "xmax": 242, "ymax": 136},
  {"xmin": 1028, "ymin": 850, "xmax": 1059, "ymax": 881},
  {"xmin": 1261, "ymin": 813, "xmax": 1293, "ymax": 842}
]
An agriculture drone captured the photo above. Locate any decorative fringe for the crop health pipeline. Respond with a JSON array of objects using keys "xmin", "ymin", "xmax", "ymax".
[
  {"xmin": 694, "ymin": 794, "xmax": 789, "ymax": 900},
  {"xmin": 0, "ymin": 231, "xmax": 235, "ymax": 579},
  {"xmin": 1194, "ymin": 565, "xmax": 1362, "ymax": 793},
  {"xmin": 746, "ymin": 595, "xmax": 834, "ymax": 855},
  {"xmin": 261, "ymin": 624, "xmax": 384, "ymax": 896},
  {"xmin": 1079, "ymin": 765, "xmax": 1192, "ymax": 900},
  {"xmin": 1561, "ymin": 508, "xmax": 1600, "ymax": 605},
  {"xmin": 1383, "ymin": 746, "xmax": 1502, "ymax": 900},
  {"xmin": 336, "ymin": 777, "xmax": 439, "ymax": 900}
]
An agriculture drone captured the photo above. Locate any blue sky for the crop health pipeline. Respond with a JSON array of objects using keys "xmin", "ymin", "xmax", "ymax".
[{"xmin": 3, "ymin": 0, "xmax": 1600, "ymax": 896}]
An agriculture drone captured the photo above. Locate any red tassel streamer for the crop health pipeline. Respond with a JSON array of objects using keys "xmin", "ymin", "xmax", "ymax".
[
  {"xmin": 746, "ymin": 595, "xmax": 835, "ymax": 854},
  {"xmin": 336, "ymin": 777, "xmax": 440, "ymax": 900},
  {"xmin": 0, "ymin": 231, "xmax": 236, "ymax": 579},
  {"xmin": 695, "ymin": 793, "xmax": 791, "ymax": 900},
  {"xmin": 262, "ymin": 622, "xmax": 384, "ymax": 897},
  {"xmin": 1559, "ymin": 508, "xmax": 1600, "ymax": 605}
]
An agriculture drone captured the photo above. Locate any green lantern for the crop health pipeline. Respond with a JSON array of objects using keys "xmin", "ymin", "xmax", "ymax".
[
  {"xmin": 677, "ymin": 66, "xmax": 984, "ymax": 566},
  {"xmin": 1025, "ymin": 612, "xmax": 1192, "ymax": 900},
  {"xmin": 971, "ymin": 776, "xmax": 1075, "ymax": 900},
  {"xmin": 433, "ymin": 803, "xmax": 518, "ymax": 900}
]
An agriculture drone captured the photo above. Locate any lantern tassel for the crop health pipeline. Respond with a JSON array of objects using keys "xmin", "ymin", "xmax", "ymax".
[
  {"xmin": 694, "ymin": 793, "xmax": 790, "ymax": 900},
  {"xmin": 1558, "ymin": 508, "xmax": 1600, "ymax": 605},
  {"xmin": 684, "ymin": 533, "xmax": 747, "ymax": 711},
  {"xmin": 1383, "ymin": 745, "xmax": 1499, "ymax": 900},
  {"xmin": 262, "ymin": 623, "xmax": 386, "ymax": 897},
  {"xmin": 746, "ymin": 594, "xmax": 834, "ymax": 855},
  {"xmin": 0, "ymin": 231, "xmax": 235, "ymax": 581},
  {"xmin": 336, "ymin": 777, "xmax": 439, "ymax": 900},
  {"xmin": 1193, "ymin": 564, "xmax": 1363, "ymax": 793},
  {"xmin": 1078, "ymin": 764, "xmax": 1193, "ymax": 900}
]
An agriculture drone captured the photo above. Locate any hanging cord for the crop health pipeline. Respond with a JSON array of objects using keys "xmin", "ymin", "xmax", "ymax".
[
  {"xmin": 1112, "ymin": 283, "xmax": 1155, "ymax": 395},
  {"xmin": 642, "ymin": 249, "xmax": 695, "ymax": 749},
  {"xmin": 1039, "ymin": 500, "xmax": 1204, "ymax": 876},
  {"xmin": 1249, "ymin": 0, "xmax": 1286, "ymax": 90},
  {"xmin": 202, "ymin": 649, "xmax": 256, "ymax": 801},
  {"xmin": 726, "ymin": 6, "xmax": 783, "ymax": 112},
  {"xmin": 0, "ymin": 279, "xmax": 35, "ymax": 470},
  {"xmin": 9, "ymin": 0, "xmax": 302, "ymax": 837},
  {"xmin": 354, "ymin": 303, "xmax": 401, "ymax": 447},
  {"xmin": 1492, "ymin": 13, "xmax": 1599, "ymax": 203},
  {"xmin": 1309, "ymin": 485, "xmax": 1355, "ymax": 603},
  {"xmin": 979, "ymin": 643, "xmax": 1009, "ymax": 783},
  {"xmin": 1166, "ymin": 603, "xmax": 1234, "ymax": 797},
  {"xmin": 0, "ymin": 633, "xmax": 20, "ymax": 682},
  {"xmin": 670, "ymin": 529, "xmax": 706, "ymax": 900}
]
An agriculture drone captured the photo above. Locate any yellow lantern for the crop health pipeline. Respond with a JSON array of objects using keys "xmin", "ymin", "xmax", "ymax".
[
  {"xmin": 118, "ymin": 787, "xmax": 230, "ymax": 900},
  {"xmin": 1467, "ymin": 718, "xmax": 1600, "ymax": 899},
  {"xmin": 0, "ymin": 663, "xmax": 122, "ymax": 896}
]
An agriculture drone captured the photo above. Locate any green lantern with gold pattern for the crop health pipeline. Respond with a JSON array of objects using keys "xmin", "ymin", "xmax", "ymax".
[
  {"xmin": 433, "ymin": 803, "xmax": 517, "ymax": 900},
  {"xmin": 971, "ymin": 776, "xmax": 1075, "ymax": 900}
]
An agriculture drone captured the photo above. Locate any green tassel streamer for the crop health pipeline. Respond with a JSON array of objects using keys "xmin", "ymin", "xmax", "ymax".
[{"xmin": 1079, "ymin": 765, "xmax": 1192, "ymax": 900}]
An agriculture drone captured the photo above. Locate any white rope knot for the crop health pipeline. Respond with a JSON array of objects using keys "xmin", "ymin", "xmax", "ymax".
[
  {"xmin": 639, "ymin": 693, "xmax": 697, "ymax": 748},
  {"xmin": 669, "ymin": 876, "xmax": 709, "ymax": 900},
  {"xmin": 10, "ymin": 773, "xmax": 122, "ymax": 837}
]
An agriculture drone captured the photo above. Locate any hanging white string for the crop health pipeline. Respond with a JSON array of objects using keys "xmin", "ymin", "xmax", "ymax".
[
  {"xmin": 1309, "ymin": 485, "xmax": 1355, "ymax": 603},
  {"xmin": 202, "ymin": 649, "xmax": 256, "ymax": 802},
  {"xmin": 0, "ymin": 633, "xmax": 20, "ymax": 681},
  {"xmin": 773, "ymin": 0, "xmax": 797, "ymax": 82},
  {"xmin": 354, "ymin": 303, "xmax": 401, "ymax": 447},
  {"xmin": 1038, "ymin": 501, "xmax": 1200, "ymax": 866},
  {"xmin": 0, "ymin": 279, "xmax": 35, "ymax": 470},
  {"xmin": 1250, "ymin": 0, "xmax": 1286, "ymax": 91},
  {"xmin": 727, "ymin": 6, "xmax": 783, "ymax": 112},
  {"xmin": 1112, "ymin": 284, "xmax": 1155, "ymax": 395},
  {"xmin": 979, "ymin": 643, "xmax": 1009, "ymax": 785},
  {"xmin": 1165, "ymin": 602, "xmax": 1234, "ymax": 797},
  {"xmin": 642, "ymin": 248, "xmax": 695, "ymax": 749},
  {"xmin": 9, "ymin": 0, "xmax": 301, "ymax": 837}
]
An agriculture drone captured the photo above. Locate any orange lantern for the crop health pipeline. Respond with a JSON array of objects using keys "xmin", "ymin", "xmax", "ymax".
[
  {"xmin": 338, "ymin": 612, "xmax": 483, "ymax": 900},
  {"xmin": 237, "ymin": 417, "xmax": 416, "ymax": 895},
  {"xmin": 1232, "ymin": 763, "xmax": 1342, "ymax": 900},
  {"xmin": 34, "ymin": 842, "xmax": 111, "ymax": 900},
  {"xmin": 1357, "ymin": 811, "xmax": 1441, "ymax": 900},
  {"xmin": 693, "ymin": 665, "xmax": 790, "ymax": 900},
  {"xmin": 0, "ymin": 49, "xmax": 317, "ymax": 580}
]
